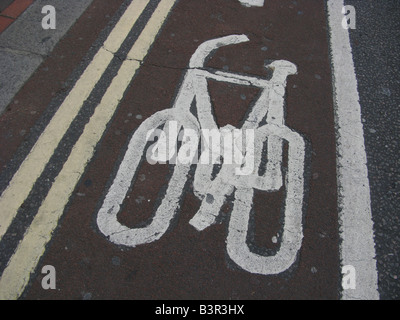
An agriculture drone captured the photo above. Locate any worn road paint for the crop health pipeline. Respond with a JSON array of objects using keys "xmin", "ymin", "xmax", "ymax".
[
  {"xmin": 327, "ymin": 0, "xmax": 379, "ymax": 300},
  {"xmin": 97, "ymin": 35, "xmax": 306, "ymax": 275},
  {"xmin": 0, "ymin": 0, "xmax": 176, "ymax": 300},
  {"xmin": 0, "ymin": 0, "xmax": 151, "ymax": 242},
  {"xmin": 239, "ymin": 0, "xmax": 264, "ymax": 8}
]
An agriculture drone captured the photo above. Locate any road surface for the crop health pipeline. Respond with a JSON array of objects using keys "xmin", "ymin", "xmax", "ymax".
[{"xmin": 0, "ymin": 0, "xmax": 399, "ymax": 301}]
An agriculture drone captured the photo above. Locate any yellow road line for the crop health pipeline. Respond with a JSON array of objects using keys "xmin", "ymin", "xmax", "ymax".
[
  {"xmin": 0, "ymin": 0, "xmax": 175, "ymax": 300},
  {"xmin": 0, "ymin": 0, "xmax": 150, "ymax": 242}
]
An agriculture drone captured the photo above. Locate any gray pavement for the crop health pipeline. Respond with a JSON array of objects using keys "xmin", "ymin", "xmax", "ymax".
[
  {"xmin": 0, "ymin": 0, "xmax": 13, "ymax": 12},
  {"xmin": 0, "ymin": 0, "xmax": 93, "ymax": 114}
]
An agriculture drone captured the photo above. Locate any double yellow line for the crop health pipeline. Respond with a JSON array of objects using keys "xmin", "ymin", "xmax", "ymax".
[{"xmin": 0, "ymin": 0, "xmax": 175, "ymax": 299}]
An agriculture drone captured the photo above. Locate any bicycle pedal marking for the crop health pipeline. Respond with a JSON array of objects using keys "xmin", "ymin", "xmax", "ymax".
[{"xmin": 96, "ymin": 35, "xmax": 307, "ymax": 275}]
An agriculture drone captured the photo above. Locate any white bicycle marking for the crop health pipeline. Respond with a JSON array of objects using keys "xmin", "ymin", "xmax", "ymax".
[{"xmin": 96, "ymin": 35, "xmax": 306, "ymax": 275}]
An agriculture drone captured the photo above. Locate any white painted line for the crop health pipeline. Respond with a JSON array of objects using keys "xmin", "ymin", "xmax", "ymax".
[
  {"xmin": 0, "ymin": 0, "xmax": 176, "ymax": 300},
  {"xmin": 0, "ymin": 0, "xmax": 151, "ymax": 242},
  {"xmin": 327, "ymin": 0, "xmax": 379, "ymax": 300}
]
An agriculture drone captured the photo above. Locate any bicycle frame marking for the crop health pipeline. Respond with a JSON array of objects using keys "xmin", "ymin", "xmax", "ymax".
[{"xmin": 96, "ymin": 35, "xmax": 306, "ymax": 275}]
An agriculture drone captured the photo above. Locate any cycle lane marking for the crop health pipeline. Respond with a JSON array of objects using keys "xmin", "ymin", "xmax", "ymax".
[
  {"xmin": 0, "ymin": 0, "xmax": 175, "ymax": 300},
  {"xmin": 0, "ymin": 0, "xmax": 150, "ymax": 242},
  {"xmin": 327, "ymin": 0, "xmax": 379, "ymax": 300}
]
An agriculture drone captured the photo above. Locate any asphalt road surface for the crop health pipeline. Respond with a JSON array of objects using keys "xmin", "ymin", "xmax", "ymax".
[{"xmin": 0, "ymin": 0, "xmax": 399, "ymax": 301}]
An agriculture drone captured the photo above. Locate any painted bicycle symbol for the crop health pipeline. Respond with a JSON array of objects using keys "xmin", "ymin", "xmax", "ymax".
[{"xmin": 96, "ymin": 35, "xmax": 306, "ymax": 275}]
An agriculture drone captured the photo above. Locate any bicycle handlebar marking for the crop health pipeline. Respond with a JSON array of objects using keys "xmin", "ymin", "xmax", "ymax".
[{"xmin": 96, "ymin": 35, "xmax": 307, "ymax": 275}]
